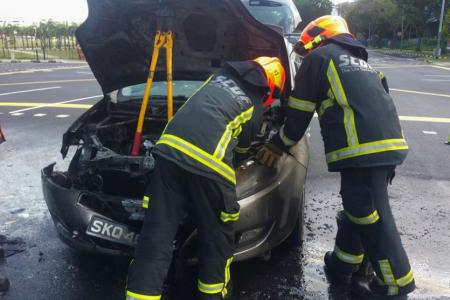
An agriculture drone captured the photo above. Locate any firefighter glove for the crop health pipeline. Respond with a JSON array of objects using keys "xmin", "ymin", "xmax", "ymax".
[{"xmin": 257, "ymin": 143, "xmax": 283, "ymax": 168}]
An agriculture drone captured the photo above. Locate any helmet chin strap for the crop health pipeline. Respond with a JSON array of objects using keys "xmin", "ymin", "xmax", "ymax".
[
  {"xmin": 295, "ymin": 35, "xmax": 325, "ymax": 56},
  {"xmin": 304, "ymin": 35, "xmax": 324, "ymax": 52}
]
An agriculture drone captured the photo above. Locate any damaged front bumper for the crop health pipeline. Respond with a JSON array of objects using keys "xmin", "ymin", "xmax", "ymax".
[{"xmin": 42, "ymin": 151, "xmax": 307, "ymax": 261}]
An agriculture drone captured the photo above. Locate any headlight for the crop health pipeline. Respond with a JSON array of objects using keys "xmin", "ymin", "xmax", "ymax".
[{"xmin": 236, "ymin": 159, "xmax": 279, "ymax": 199}]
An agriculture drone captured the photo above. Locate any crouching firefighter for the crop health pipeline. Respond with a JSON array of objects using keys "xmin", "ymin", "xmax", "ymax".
[
  {"xmin": 126, "ymin": 57, "xmax": 286, "ymax": 300},
  {"xmin": 257, "ymin": 16, "xmax": 415, "ymax": 299}
]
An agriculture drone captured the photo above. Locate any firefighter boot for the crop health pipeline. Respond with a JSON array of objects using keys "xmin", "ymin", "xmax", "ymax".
[
  {"xmin": 324, "ymin": 251, "xmax": 355, "ymax": 285},
  {"xmin": 198, "ymin": 279, "xmax": 234, "ymax": 300},
  {"xmin": 352, "ymin": 275, "xmax": 414, "ymax": 300}
]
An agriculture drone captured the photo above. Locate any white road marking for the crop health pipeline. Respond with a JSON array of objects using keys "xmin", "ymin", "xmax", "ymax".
[
  {"xmin": 432, "ymin": 65, "xmax": 450, "ymax": 71},
  {"xmin": 0, "ymin": 78, "xmax": 96, "ymax": 87},
  {"xmin": 423, "ymin": 131, "xmax": 437, "ymax": 135},
  {"xmin": 390, "ymin": 88, "xmax": 450, "ymax": 98},
  {"xmin": 33, "ymin": 113, "xmax": 47, "ymax": 117},
  {"xmin": 10, "ymin": 112, "xmax": 24, "ymax": 116},
  {"xmin": 56, "ymin": 114, "xmax": 70, "ymax": 118},
  {"xmin": 8, "ymin": 94, "xmax": 102, "ymax": 114},
  {"xmin": 424, "ymin": 75, "xmax": 450, "ymax": 77},
  {"xmin": 422, "ymin": 79, "xmax": 450, "ymax": 82},
  {"xmin": 0, "ymin": 66, "xmax": 89, "ymax": 76},
  {"xmin": 0, "ymin": 86, "xmax": 61, "ymax": 97},
  {"xmin": 76, "ymin": 71, "xmax": 93, "ymax": 75}
]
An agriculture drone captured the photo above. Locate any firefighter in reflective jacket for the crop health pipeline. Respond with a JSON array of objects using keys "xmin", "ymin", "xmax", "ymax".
[
  {"xmin": 126, "ymin": 57, "xmax": 286, "ymax": 300},
  {"xmin": 258, "ymin": 16, "xmax": 415, "ymax": 299}
]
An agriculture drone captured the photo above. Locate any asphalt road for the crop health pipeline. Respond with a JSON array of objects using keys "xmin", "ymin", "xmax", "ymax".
[{"xmin": 0, "ymin": 52, "xmax": 449, "ymax": 300}]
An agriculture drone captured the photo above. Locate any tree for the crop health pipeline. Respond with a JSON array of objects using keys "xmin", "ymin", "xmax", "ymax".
[
  {"xmin": 443, "ymin": 9, "xmax": 450, "ymax": 53},
  {"xmin": 344, "ymin": 0, "xmax": 398, "ymax": 43},
  {"xmin": 293, "ymin": 0, "xmax": 333, "ymax": 29}
]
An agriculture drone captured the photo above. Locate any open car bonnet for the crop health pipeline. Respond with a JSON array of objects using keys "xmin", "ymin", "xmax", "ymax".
[{"xmin": 76, "ymin": 0, "xmax": 292, "ymax": 94}]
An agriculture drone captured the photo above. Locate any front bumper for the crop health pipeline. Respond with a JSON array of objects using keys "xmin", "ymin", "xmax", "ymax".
[{"xmin": 42, "ymin": 152, "xmax": 307, "ymax": 260}]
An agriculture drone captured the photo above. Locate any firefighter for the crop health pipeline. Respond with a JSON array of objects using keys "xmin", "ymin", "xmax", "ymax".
[
  {"xmin": 126, "ymin": 57, "xmax": 286, "ymax": 300},
  {"xmin": 257, "ymin": 16, "xmax": 415, "ymax": 299}
]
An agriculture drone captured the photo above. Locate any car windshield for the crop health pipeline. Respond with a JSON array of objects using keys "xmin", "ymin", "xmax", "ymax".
[
  {"xmin": 243, "ymin": 1, "xmax": 294, "ymax": 34},
  {"xmin": 117, "ymin": 81, "xmax": 204, "ymax": 102}
]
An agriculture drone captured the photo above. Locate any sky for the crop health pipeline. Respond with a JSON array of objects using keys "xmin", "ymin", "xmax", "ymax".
[{"xmin": 0, "ymin": 0, "xmax": 351, "ymax": 25}]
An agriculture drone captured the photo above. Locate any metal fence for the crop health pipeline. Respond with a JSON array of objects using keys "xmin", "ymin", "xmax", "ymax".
[{"xmin": 0, "ymin": 35, "xmax": 83, "ymax": 61}]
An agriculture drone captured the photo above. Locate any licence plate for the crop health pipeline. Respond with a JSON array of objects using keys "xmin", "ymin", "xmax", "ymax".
[{"xmin": 86, "ymin": 216, "xmax": 139, "ymax": 246}]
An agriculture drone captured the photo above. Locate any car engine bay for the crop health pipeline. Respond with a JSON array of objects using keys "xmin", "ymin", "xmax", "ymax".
[{"xmin": 47, "ymin": 98, "xmax": 284, "ymax": 201}]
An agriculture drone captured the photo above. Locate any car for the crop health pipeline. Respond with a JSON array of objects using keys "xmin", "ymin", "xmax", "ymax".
[
  {"xmin": 42, "ymin": 0, "xmax": 308, "ymax": 269},
  {"xmin": 241, "ymin": 0, "xmax": 301, "ymax": 34}
]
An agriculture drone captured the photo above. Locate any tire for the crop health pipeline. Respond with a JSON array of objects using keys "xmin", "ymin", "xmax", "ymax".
[{"xmin": 281, "ymin": 188, "xmax": 305, "ymax": 248}]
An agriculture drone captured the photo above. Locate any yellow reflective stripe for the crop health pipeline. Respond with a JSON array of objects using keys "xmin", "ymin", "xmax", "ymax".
[
  {"xmin": 214, "ymin": 106, "xmax": 254, "ymax": 160},
  {"xmin": 379, "ymin": 259, "xmax": 399, "ymax": 296},
  {"xmin": 232, "ymin": 125, "xmax": 243, "ymax": 138},
  {"xmin": 318, "ymin": 98, "xmax": 334, "ymax": 118},
  {"xmin": 334, "ymin": 246, "xmax": 364, "ymax": 264},
  {"xmin": 157, "ymin": 134, "xmax": 236, "ymax": 184},
  {"xmin": 142, "ymin": 196, "xmax": 150, "ymax": 209},
  {"xmin": 220, "ymin": 211, "xmax": 240, "ymax": 223},
  {"xmin": 126, "ymin": 291, "xmax": 161, "ymax": 300},
  {"xmin": 161, "ymin": 75, "xmax": 214, "ymax": 133},
  {"xmin": 326, "ymin": 138, "xmax": 408, "ymax": 164},
  {"xmin": 288, "ymin": 96, "xmax": 316, "ymax": 112},
  {"xmin": 222, "ymin": 257, "xmax": 233, "ymax": 298},
  {"xmin": 327, "ymin": 59, "xmax": 359, "ymax": 146},
  {"xmin": 198, "ymin": 280, "xmax": 225, "ymax": 294},
  {"xmin": 279, "ymin": 125, "xmax": 297, "ymax": 147},
  {"xmin": 234, "ymin": 146, "xmax": 250, "ymax": 154},
  {"xmin": 345, "ymin": 210, "xmax": 380, "ymax": 225},
  {"xmin": 304, "ymin": 35, "xmax": 323, "ymax": 50},
  {"xmin": 397, "ymin": 269, "xmax": 414, "ymax": 287}
]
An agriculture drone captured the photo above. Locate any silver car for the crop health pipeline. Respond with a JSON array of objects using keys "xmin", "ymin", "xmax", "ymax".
[{"xmin": 41, "ymin": 0, "xmax": 308, "ymax": 268}]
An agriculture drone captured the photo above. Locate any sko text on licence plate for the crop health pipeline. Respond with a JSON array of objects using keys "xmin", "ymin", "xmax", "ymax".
[{"xmin": 86, "ymin": 216, "xmax": 139, "ymax": 246}]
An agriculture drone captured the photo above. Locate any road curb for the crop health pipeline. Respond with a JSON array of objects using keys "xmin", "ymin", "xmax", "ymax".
[{"xmin": 371, "ymin": 49, "xmax": 449, "ymax": 60}]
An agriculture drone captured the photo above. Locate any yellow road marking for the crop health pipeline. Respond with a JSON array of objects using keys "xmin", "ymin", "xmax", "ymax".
[
  {"xmin": 0, "ymin": 78, "xmax": 96, "ymax": 87},
  {"xmin": 0, "ymin": 102, "xmax": 92, "ymax": 109},
  {"xmin": 1, "ymin": 103, "xmax": 449, "ymax": 123},
  {"xmin": 390, "ymin": 88, "xmax": 450, "ymax": 98},
  {"xmin": 399, "ymin": 116, "xmax": 450, "ymax": 123}
]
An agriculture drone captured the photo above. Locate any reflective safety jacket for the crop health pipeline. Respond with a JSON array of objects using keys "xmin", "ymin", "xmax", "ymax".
[
  {"xmin": 273, "ymin": 34, "xmax": 408, "ymax": 171},
  {"xmin": 153, "ymin": 62, "xmax": 267, "ymax": 185}
]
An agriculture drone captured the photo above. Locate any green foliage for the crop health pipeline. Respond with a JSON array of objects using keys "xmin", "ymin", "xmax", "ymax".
[
  {"xmin": 341, "ymin": 0, "xmax": 450, "ymax": 40},
  {"xmin": 443, "ymin": 9, "xmax": 450, "ymax": 41},
  {"xmin": 345, "ymin": 0, "xmax": 398, "ymax": 39},
  {"xmin": 293, "ymin": 0, "xmax": 333, "ymax": 29}
]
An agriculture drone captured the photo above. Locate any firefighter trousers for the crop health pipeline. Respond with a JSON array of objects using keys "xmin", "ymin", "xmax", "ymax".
[
  {"xmin": 333, "ymin": 166, "xmax": 416, "ymax": 296},
  {"xmin": 126, "ymin": 156, "xmax": 238, "ymax": 300}
]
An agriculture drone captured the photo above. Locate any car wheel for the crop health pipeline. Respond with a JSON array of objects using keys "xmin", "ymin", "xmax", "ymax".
[{"xmin": 282, "ymin": 188, "xmax": 305, "ymax": 248}]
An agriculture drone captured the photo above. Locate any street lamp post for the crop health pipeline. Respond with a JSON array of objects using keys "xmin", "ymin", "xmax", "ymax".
[{"xmin": 435, "ymin": 0, "xmax": 446, "ymax": 57}]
